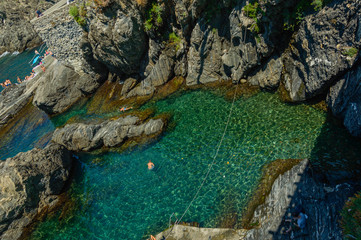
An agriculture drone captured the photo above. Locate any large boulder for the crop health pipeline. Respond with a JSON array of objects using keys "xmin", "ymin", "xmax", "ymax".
[
  {"xmin": 87, "ymin": 1, "xmax": 147, "ymax": 76},
  {"xmin": 282, "ymin": 0, "xmax": 361, "ymax": 101},
  {"xmin": 0, "ymin": 143, "xmax": 72, "ymax": 240},
  {"xmin": 52, "ymin": 116, "xmax": 165, "ymax": 151},
  {"xmin": 33, "ymin": 61, "xmax": 104, "ymax": 115}
]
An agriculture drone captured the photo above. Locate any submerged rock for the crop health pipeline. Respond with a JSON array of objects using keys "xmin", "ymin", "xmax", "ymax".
[
  {"xmin": 52, "ymin": 116, "xmax": 165, "ymax": 151},
  {"xmin": 0, "ymin": 143, "xmax": 72, "ymax": 240}
]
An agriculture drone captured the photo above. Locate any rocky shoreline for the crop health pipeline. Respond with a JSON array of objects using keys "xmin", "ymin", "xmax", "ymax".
[
  {"xmin": 0, "ymin": 0, "xmax": 360, "ymax": 239},
  {"xmin": 0, "ymin": 143, "xmax": 71, "ymax": 240},
  {"xmin": 156, "ymin": 159, "xmax": 359, "ymax": 240}
]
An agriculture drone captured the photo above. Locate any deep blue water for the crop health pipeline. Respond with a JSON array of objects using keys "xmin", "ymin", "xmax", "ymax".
[
  {"xmin": 0, "ymin": 45, "xmax": 55, "ymax": 160},
  {"xmin": 0, "ymin": 45, "xmax": 46, "ymax": 90}
]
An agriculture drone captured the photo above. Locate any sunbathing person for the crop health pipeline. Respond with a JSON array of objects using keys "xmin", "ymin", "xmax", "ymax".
[
  {"xmin": 5, "ymin": 79, "xmax": 11, "ymax": 86},
  {"xmin": 119, "ymin": 106, "xmax": 133, "ymax": 112}
]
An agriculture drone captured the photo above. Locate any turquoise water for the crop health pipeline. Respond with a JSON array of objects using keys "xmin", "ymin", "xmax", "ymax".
[
  {"xmin": 2, "ymin": 46, "xmax": 360, "ymax": 240},
  {"xmin": 30, "ymin": 90, "xmax": 329, "ymax": 239},
  {"xmin": 0, "ymin": 105, "xmax": 55, "ymax": 160},
  {"xmin": 0, "ymin": 45, "xmax": 46, "ymax": 90},
  {"xmin": 0, "ymin": 45, "xmax": 55, "ymax": 160}
]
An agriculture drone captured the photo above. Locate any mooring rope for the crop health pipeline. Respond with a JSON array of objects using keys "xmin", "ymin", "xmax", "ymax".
[{"xmin": 162, "ymin": 3, "xmax": 251, "ymax": 239}]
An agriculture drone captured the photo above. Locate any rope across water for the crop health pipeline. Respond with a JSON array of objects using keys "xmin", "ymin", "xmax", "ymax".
[{"xmin": 163, "ymin": 6, "xmax": 250, "ymax": 239}]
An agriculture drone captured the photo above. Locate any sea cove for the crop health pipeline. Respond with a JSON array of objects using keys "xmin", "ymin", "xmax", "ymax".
[
  {"xmin": 1, "ymin": 0, "xmax": 361, "ymax": 239},
  {"xmin": 22, "ymin": 89, "xmax": 353, "ymax": 240}
]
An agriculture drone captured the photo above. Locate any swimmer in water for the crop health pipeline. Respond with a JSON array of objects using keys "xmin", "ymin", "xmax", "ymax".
[{"xmin": 147, "ymin": 160, "xmax": 155, "ymax": 170}]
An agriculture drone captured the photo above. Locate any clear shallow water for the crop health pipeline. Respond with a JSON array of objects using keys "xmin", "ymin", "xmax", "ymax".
[
  {"xmin": 31, "ymin": 90, "xmax": 329, "ymax": 240},
  {"xmin": 0, "ymin": 45, "xmax": 46, "ymax": 90},
  {"xmin": 0, "ymin": 104, "xmax": 55, "ymax": 160}
]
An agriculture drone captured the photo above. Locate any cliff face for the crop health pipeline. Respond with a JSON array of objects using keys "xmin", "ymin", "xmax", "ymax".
[
  {"xmin": 0, "ymin": 0, "xmax": 60, "ymax": 54},
  {"xmin": 29, "ymin": 0, "xmax": 361, "ymax": 135},
  {"xmin": 0, "ymin": 143, "xmax": 72, "ymax": 240}
]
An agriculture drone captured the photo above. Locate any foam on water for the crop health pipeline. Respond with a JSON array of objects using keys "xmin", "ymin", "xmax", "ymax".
[{"xmin": 0, "ymin": 51, "xmax": 10, "ymax": 58}]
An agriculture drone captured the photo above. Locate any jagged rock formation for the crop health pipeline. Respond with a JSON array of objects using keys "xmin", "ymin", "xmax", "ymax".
[
  {"xmin": 52, "ymin": 115, "xmax": 165, "ymax": 151},
  {"xmin": 282, "ymin": 0, "xmax": 361, "ymax": 101},
  {"xmin": 327, "ymin": 63, "xmax": 361, "ymax": 137},
  {"xmin": 0, "ymin": 143, "xmax": 72, "ymax": 240},
  {"xmin": 244, "ymin": 159, "xmax": 355, "ymax": 240},
  {"xmin": 32, "ymin": 60, "xmax": 104, "ymax": 115},
  {"xmin": 27, "ymin": 0, "xmax": 361, "ymax": 135},
  {"xmin": 0, "ymin": 0, "xmax": 60, "ymax": 54}
]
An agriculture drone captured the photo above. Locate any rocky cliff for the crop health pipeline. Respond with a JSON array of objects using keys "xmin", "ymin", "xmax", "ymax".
[
  {"xmin": 29, "ymin": 0, "xmax": 361, "ymax": 136},
  {"xmin": 0, "ymin": 0, "xmax": 60, "ymax": 54},
  {"xmin": 0, "ymin": 143, "xmax": 72, "ymax": 240}
]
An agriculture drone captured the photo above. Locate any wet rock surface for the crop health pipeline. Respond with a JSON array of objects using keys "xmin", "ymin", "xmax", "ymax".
[
  {"xmin": 0, "ymin": 143, "xmax": 72, "ymax": 240},
  {"xmin": 52, "ymin": 115, "xmax": 165, "ymax": 151}
]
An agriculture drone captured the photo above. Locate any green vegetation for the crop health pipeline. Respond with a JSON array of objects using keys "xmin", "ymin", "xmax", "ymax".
[
  {"xmin": 144, "ymin": 2, "xmax": 163, "ymax": 32},
  {"xmin": 243, "ymin": 1, "xmax": 263, "ymax": 34},
  {"xmin": 283, "ymin": 0, "xmax": 326, "ymax": 31},
  {"xmin": 168, "ymin": 32, "xmax": 181, "ymax": 51},
  {"xmin": 342, "ymin": 47, "xmax": 359, "ymax": 58},
  {"xmin": 311, "ymin": 0, "xmax": 323, "ymax": 11},
  {"xmin": 340, "ymin": 192, "xmax": 361, "ymax": 239},
  {"xmin": 69, "ymin": 5, "xmax": 86, "ymax": 27}
]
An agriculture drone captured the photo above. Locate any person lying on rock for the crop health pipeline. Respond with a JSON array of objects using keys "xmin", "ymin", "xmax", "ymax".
[
  {"xmin": 119, "ymin": 106, "xmax": 133, "ymax": 112},
  {"xmin": 285, "ymin": 209, "xmax": 308, "ymax": 233}
]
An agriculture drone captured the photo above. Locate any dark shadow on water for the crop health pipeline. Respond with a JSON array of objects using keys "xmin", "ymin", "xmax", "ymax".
[{"xmin": 265, "ymin": 113, "xmax": 361, "ymax": 239}]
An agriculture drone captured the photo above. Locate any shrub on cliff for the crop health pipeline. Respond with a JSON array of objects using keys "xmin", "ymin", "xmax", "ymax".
[
  {"xmin": 340, "ymin": 192, "xmax": 361, "ymax": 239},
  {"xmin": 243, "ymin": 1, "xmax": 263, "ymax": 34},
  {"xmin": 144, "ymin": 2, "xmax": 163, "ymax": 32},
  {"xmin": 283, "ymin": 0, "xmax": 326, "ymax": 31},
  {"xmin": 69, "ymin": 5, "xmax": 86, "ymax": 27},
  {"xmin": 169, "ymin": 32, "xmax": 181, "ymax": 52}
]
